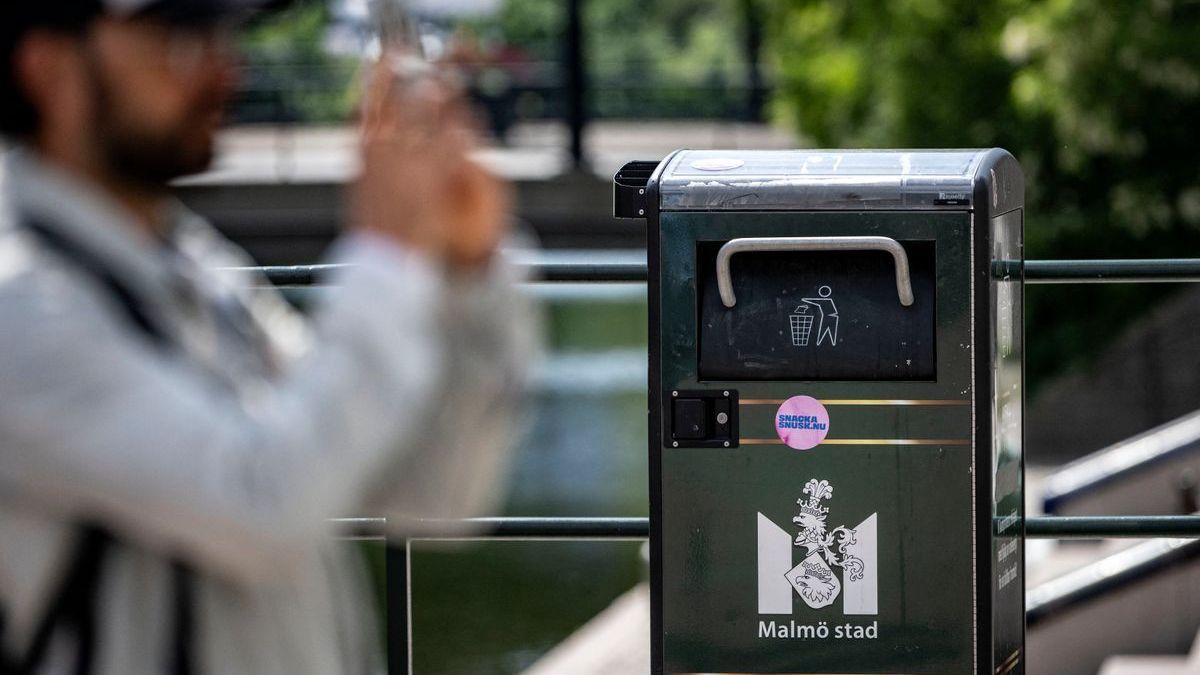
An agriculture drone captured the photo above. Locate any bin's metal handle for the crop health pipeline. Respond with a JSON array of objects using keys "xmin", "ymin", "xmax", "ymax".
[{"xmin": 716, "ymin": 236, "xmax": 915, "ymax": 308}]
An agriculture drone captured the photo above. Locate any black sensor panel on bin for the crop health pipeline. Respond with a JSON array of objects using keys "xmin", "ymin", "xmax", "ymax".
[
  {"xmin": 697, "ymin": 240, "xmax": 936, "ymax": 381},
  {"xmin": 668, "ymin": 390, "xmax": 738, "ymax": 448}
]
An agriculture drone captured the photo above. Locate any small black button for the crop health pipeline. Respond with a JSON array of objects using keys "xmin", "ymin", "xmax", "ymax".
[
  {"xmin": 673, "ymin": 398, "xmax": 708, "ymax": 440},
  {"xmin": 713, "ymin": 398, "xmax": 731, "ymax": 437}
]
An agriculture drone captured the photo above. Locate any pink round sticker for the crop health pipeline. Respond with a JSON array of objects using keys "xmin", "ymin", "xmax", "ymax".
[{"xmin": 775, "ymin": 396, "xmax": 830, "ymax": 450}]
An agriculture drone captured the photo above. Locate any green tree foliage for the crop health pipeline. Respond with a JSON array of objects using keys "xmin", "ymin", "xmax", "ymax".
[
  {"xmin": 489, "ymin": 0, "xmax": 750, "ymax": 118},
  {"xmin": 492, "ymin": 0, "xmax": 743, "ymax": 80},
  {"xmin": 238, "ymin": 1, "xmax": 360, "ymax": 123},
  {"xmin": 766, "ymin": 0, "xmax": 1200, "ymax": 385},
  {"xmin": 492, "ymin": 0, "xmax": 562, "ymax": 62}
]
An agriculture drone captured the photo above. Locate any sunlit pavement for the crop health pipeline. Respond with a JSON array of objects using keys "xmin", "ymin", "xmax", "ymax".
[{"xmin": 179, "ymin": 120, "xmax": 801, "ymax": 187}]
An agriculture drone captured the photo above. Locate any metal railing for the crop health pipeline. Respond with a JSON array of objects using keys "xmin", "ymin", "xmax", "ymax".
[
  {"xmin": 345, "ymin": 515, "xmax": 1200, "ymax": 673},
  {"xmin": 293, "ymin": 254, "xmax": 1200, "ymax": 674},
  {"xmin": 245, "ymin": 257, "xmax": 1200, "ymax": 287},
  {"xmin": 338, "ymin": 515, "xmax": 1200, "ymax": 541},
  {"xmin": 1024, "ymin": 515, "xmax": 1200, "ymax": 538},
  {"xmin": 1042, "ymin": 409, "xmax": 1200, "ymax": 515},
  {"xmin": 1025, "ymin": 536, "xmax": 1200, "ymax": 626}
]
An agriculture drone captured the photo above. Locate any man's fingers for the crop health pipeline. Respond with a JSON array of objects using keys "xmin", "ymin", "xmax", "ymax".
[
  {"xmin": 354, "ymin": 58, "xmax": 510, "ymax": 265},
  {"xmin": 362, "ymin": 75, "xmax": 475, "ymax": 157},
  {"xmin": 361, "ymin": 63, "xmax": 405, "ymax": 135}
]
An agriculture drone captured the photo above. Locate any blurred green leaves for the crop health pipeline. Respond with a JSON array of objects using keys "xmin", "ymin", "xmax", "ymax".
[
  {"xmin": 765, "ymin": 0, "xmax": 1200, "ymax": 385},
  {"xmin": 237, "ymin": 1, "xmax": 360, "ymax": 123},
  {"xmin": 486, "ymin": 0, "xmax": 752, "ymax": 118},
  {"xmin": 766, "ymin": 0, "xmax": 1200, "ymax": 241}
]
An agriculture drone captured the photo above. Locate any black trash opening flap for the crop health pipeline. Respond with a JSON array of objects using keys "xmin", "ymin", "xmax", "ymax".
[{"xmin": 697, "ymin": 241, "xmax": 937, "ymax": 381}]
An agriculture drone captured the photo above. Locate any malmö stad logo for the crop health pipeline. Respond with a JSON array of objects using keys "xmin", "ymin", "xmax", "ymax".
[{"xmin": 757, "ymin": 478, "xmax": 878, "ymax": 617}]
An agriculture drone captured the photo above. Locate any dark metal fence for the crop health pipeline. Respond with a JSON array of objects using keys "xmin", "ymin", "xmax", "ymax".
[
  {"xmin": 338, "ymin": 515, "xmax": 1200, "ymax": 541},
  {"xmin": 351, "ymin": 514, "xmax": 1200, "ymax": 673},
  {"xmin": 295, "ymin": 255, "xmax": 1200, "ymax": 674},
  {"xmin": 246, "ymin": 258, "xmax": 1200, "ymax": 287}
]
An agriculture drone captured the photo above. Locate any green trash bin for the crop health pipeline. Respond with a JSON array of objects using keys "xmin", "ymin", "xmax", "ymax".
[{"xmin": 615, "ymin": 149, "xmax": 1025, "ymax": 675}]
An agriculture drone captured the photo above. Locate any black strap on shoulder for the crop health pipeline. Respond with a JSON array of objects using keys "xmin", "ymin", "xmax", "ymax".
[
  {"xmin": 167, "ymin": 563, "xmax": 194, "ymax": 675},
  {"xmin": 0, "ymin": 217, "xmax": 198, "ymax": 675},
  {"xmin": 22, "ymin": 219, "xmax": 165, "ymax": 345},
  {"xmin": 0, "ymin": 609, "xmax": 14, "ymax": 675},
  {"xmin": 20, "ymin": 526, "xmax": 111, "ymax": 675}
]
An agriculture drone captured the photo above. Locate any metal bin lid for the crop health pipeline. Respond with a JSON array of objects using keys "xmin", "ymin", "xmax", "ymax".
[{"xmin": 656, "ymin": 149, "xmax": 1007, "ymax": 211}]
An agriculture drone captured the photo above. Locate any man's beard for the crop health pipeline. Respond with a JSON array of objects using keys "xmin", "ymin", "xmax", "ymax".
[{"xmin": 85, "ymin": 60, "xmax": 224, "ymax": 191}]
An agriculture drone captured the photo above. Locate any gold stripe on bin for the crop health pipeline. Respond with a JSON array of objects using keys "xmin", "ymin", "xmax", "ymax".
[
  {"xmin": 740, "ymin": 398, "xmax": 971, "ymax": 406},
  {"xmin": 740, "ymin": 438, "xmax": 971, "ymax": 446},
  {"xmin": 996, "ymin": 649, "xmax": 1021, "ymax": 674}
]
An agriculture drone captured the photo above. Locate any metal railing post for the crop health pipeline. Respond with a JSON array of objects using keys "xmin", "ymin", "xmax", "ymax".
[{"xmin": 386, "ymin": 542, "xmax": 409, "ymax": 675}]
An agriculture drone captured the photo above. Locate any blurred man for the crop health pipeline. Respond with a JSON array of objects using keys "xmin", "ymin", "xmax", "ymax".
[{"xmin": 0, "ymin": 1, "xmax": 532, "ymax": 673}]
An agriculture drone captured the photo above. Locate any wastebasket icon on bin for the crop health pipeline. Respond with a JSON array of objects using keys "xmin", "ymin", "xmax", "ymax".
[{"xmin": 788, "ymin": 306, "xmax": 813, "ymax": 347}]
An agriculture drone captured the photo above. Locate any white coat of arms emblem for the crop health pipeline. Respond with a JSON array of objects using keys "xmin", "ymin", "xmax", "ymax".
[
  {"xmin": 757, "ymin": 478, "xmax": 878, "ymax": 615},
  {"xmin": 787, "ymin": 479, "xmax": 864, "ymax": 608}
]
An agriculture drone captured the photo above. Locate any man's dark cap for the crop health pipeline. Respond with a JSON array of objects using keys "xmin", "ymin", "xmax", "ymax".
[{"xmin": 0, "ymin": 0, "xmax": 290, "ymax": 138}]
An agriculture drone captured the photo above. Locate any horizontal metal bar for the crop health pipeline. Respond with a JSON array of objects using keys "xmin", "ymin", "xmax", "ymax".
[
  {"xmin": 247, "ymin": 258, "xmax": 1200, "ymax": 287},
  {"xmin": 1017, "ymin": 259, "xmax": 1200, "ymax": 284},
  {"xmin": 532, "ymin": 262, "xmax": 649, "ymax": 282},
  {"xmin": 450, "ymin": 517, "xmax": 650, "ymax": 539},
  {"xmin": 239, "ymin": 261, "xmax": 650, "ymax": 286},
  {"xmin": 333, "ymin": 517, "xmax": 388, "ymax": 540},
  {"xmin": 333, "ymin": 516, "xmax": 1200, "ymax": 541},
  {"xmin": 252, "ymin": 264, "xmax": 343, "ymax": 286},
  {"xmin": 1024, "ymin": 515, "xmax": 1200, "ymax": 538},
  {"xmin": 331, "ymin": 516, "xmax": 650, "ymax": 540}
]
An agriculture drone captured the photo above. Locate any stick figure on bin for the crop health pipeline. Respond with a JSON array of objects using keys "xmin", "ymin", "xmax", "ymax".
[{"xmin": 802, "ymin": 286, "xmax": 839, "ymax": 346}]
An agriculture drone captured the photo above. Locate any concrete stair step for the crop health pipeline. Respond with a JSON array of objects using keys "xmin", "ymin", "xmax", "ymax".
[
  {"xmin": 1099, "ymin": 656, "xmax": 1197, "ymax": 674},
  {"xmin": 1099, "ymin": 629, "xmax": 1200, "ymax": 675},
  {"xmin": 521, "ymin": 583, "xmax": 649, "ymax": 675}
]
